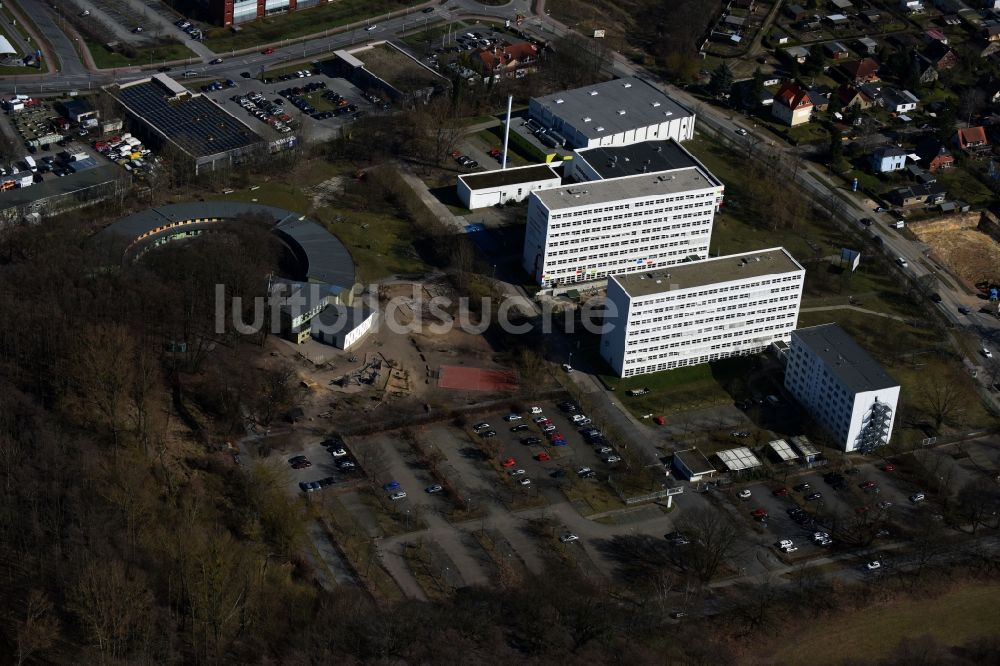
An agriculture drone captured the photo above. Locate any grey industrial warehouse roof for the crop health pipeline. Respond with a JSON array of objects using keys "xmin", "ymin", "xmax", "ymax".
[
  {"xmin": 102, "ymin": 202, "xmax": 355, "ymax": 289},
  {"xmin": 575, "ymin": 139, "xmax": 723, "ymax": 184},
  {"xmin": 108, "ymin": 77, "xmax": 262, "ymax": 158},
  {"xmin": 612, "ymin": 247, "xmax": 803, "ymax": 297},
  {"xmin": 460, "ymin": 164, "xmax": 561, "ymax": 190},
  {"xmin": 791, "ymin": 324, "xmax": 898, "ymax": 393},
  {"xmin": 532, "ymin": 77, "xmax": 693, "ymax": 140}
]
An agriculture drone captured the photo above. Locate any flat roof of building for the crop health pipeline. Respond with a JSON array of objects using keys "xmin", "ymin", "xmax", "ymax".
[
  {"xmin": 673, "ymin": 449, "xmax": 716, "ymax": 475},
  {"xmin": 534, "ymin": 167, "xmax": 717, "ymax": 211},
  {"xmin": 716, "ymin": 447, "xmax": 762, "ymax": 471},
  {"xmin": 531, "ymin": 76, "xmax": 693, "ymax": 140},
  {"xmin": 790, "ymin": 435, "xmax": 820, "ymax": 458},
  {"xmin": 459, "ymin": 163, "xmax": 560, "ymax": 190},
  {"xmin": 574, "ymin": 138, "xmax": 723, "ymax": 185},
  {"xmin": 611, "ymin": 247, "xmax": 803, "ymax": 297},
  {"xmin": 792, "ymin": 323, "xmax": 898, "ymax": 393},
  {"xmin": 767, "ymin": 439, "xmax": 799, "ymax": 462},
  {"xmin": 107, "ymin": 75, "xmax": 263, "ymax": 159}
]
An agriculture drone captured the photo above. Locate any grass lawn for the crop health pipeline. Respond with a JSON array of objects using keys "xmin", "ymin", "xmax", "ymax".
[
  {"xmin": 86, "ymin": 38, "xmax": 195, "ymax": 69},
  {"xmin": 401, "ymin": 23, "xmax": 461, "ymax": 54},
  {"xmin": 204, "ymin": 0, "xmax": 402, "ymax": 52},
  {"xmin": 208, "ymin": 166, "xmax": 432, "ymax": 283},
  {"xmin": 935, "ymin": 166, "xmax": 995, "ymax": 207},
  {"xmin": 601, "ymin": 356, "xmax": 756, "ymax": 418},
  {"xmin": 768, "ymin": 582, "xmax": 1000, "ymax": 664},
  {"xmin": 561, "ymin": 477, "xmax": 625, "ymax": 516},
  {"xmin": 321, "ymin": 503, "xmax": 403, "ymax": 602}
]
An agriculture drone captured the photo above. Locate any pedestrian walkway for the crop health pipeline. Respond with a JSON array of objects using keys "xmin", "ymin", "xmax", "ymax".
[
  {"xmin": 397, "ymin": 163, "xmax": 468, "ymax": 233},
  {"xmin": 800, "ymin": 304, "xmax": 910, "ymax": 322}
]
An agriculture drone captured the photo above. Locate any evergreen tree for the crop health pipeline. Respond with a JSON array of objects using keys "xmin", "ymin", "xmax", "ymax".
[{"xmin": 709, "ymin": 63, "xmax": 734, "ymax": 97}]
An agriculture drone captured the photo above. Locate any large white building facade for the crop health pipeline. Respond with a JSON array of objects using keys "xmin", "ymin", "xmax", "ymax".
[
  {"xmin": 522, "ymin": 144, "xmax": 724, "ymax": 288},
  {"xmin": 784, "ymin": 324, "xmax": 900, "ymax": 452},
  {"xmin": 600, "ymin": 248, "xmax": 805, "ymax": 377},
  {"xmin": 528, "ymin": 77, "xmax": 696, "ymax": 149}
]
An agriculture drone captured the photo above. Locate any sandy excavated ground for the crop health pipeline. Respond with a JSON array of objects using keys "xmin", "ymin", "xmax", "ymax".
[{"xmin": 914, "ymin": 227, "xmax": 1000, "ymax": 289}]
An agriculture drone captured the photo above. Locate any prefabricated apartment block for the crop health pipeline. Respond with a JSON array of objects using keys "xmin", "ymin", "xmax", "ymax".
[
  {"xmin": 528, "ymin": 77, "xmax": 695, "ymax": 149},
  {"xmin": 600, "ymin": 247, "xmax": 805, "ymax": 377},
  {"xmin": 522, "ymin": 150, "xmax": 724, "ymax": 288},
  {"xmin": 784, "ymin": 323, "xmax": 900, "ymax": 452}
]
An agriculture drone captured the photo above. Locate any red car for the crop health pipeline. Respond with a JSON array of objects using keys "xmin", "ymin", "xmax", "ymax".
[
  {"xmin": 501, "ymin": 457, "xmax": 516, "ymax": 468},
  {"xmin": 261, "ymin": 47, "xmax": 275, "ymax": 55},
  {"xmin": 488, "ymin": 148, "xmax": 501, "ymax": 157},
  {"xmin": 653, "ymin": 416, "xmax": 665, "ymax": 426},
  {"xmin": 546, "ymin": 432, "xmax": 563, "ymax": 441},
  {"xmin": 750, "ymin": 508, "xmax": 768, "ymax": 520},
  {"xmin": 883, "ymin": 463, "xmax": 896, "ymax": 472},
  {"xmin": 450, "ymin": 149, "xmax": 461, "ymax": 158},
  {"xmin": 535, "ymin": 452, "xmax": 551, "ymax": 462},
  {"xmin": 772, "ymin": 487, "xmax": 789, "ymax": 497}
]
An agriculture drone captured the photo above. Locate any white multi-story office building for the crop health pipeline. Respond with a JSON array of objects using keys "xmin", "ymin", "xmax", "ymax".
[
  {"xmin": 528, "ymin": 77, "xmax": 696, "ymax": 149},
  {"xmin": 784, "ymin": 324, "xmax": 900, "ymax": 452},
  {"xmin": 600, "ymin": 247, "xmax": 805, "ymax": 377},
  {"xmin": 522, "ymin": 143, "xmax": 724, "ymax": 288}
]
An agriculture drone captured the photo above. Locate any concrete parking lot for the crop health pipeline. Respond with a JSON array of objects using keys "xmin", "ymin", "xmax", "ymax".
[{"xmin": 196, "ymin": 70, "xmax": 379, "ymax": 143}]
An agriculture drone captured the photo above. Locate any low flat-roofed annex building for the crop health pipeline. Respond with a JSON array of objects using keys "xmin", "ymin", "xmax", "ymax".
[
  {"xmin": 672, "ymin": 449, "xmax": 717, "ymax": 481},
  {"xmin": 600, "ymin": 247, "xmax": 805, "ymax": 378},
  {"xmin": 784, "ymin": 323, "xmax": 900, "ymax": 452},
  {"xmin": 523, "ymin": 160, "xmax": 724, "ymax": 288},
  {"xmin": 528, "ymin": 76, "xmax": 696, "ymax": 149},
  {"xmin": 716, "ymin": 447, "xmax": 763, "ymax": 473},
  {"xmin": 457, "ymin": 163, "xmax": 561, "ymax": 209}
]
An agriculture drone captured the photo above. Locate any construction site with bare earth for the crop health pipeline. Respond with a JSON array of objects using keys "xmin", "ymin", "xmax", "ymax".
[{"xmin": 910, "ymin": 211, "xmax": 1000, "ymax": 293}]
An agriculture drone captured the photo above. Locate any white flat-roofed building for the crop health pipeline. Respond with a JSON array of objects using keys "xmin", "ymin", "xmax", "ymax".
[
  {"xmin": 528, "ymin": 77, "xmax": 695, "ymax": 149},
  {"xmin": 785, "ymin": 323, "xmax": 900, "ymax": 452},
  {"xmin": 600, "ymin": 247, "xmax": 805, "ymax": 377},
  {"xmin": 716, "ymin": 447, "xmax": 763, "ymax": 473},
  {"xmin": 523, "ymin": 165, "xmax": 723, "ymax": 287},
  {"xmin": 457, "ymin": 163, "xmax": 562, "ymax": 209}
]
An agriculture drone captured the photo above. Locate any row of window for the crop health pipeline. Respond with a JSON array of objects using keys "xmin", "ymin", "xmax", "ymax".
[
  {"xmin": 550, "ymin": 214, "xmax": 711, "ymax": 238},
  {"xmin": 627, "ymin": 301, "xmax": 799, "ymax": 331},
  {"xmin": 631, "ymin": 274, "xmax": 802, "ymax": 306},
  {"xmin": 624, "ymin": 315, "xmax": 796, "ymax": 349},
  {"xmin": 630, "ymin": 291, "xmax": 801, "ymax": 318},
  {"xmin": 550, "ymin": 205, "xmax": 714, "ymax": 229}
]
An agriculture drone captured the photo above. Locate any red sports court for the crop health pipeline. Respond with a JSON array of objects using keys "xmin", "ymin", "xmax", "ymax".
[{"xmin": 438, "ymin": 365, "xmax": 518, "ymax": 392}]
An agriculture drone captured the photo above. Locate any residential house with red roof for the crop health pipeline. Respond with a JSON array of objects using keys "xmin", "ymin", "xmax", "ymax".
[
  {"xmin": 474, "ymin": 41, "xmax": 540, "ymax": 81},
  {"xmin": 842, "ymin": 57, "xmax": 880, "ymax": 84},
  {"xmin": 772, "ymin": 81, "xmax": 813, "ymax": 126},
  {"xmin": 953, "ymin": 126, "xmax": 990, "ymax": 157}
]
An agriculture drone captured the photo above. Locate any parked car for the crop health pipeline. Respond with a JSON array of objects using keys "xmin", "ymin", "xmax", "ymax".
[
  {"xmin": 502, "ymin": 458, "xmax": 517, "ymax": 468},
  {"xmin": 772, "ymin": 487, "xmax": 789, "ymax": 497},
  {"xmin": 504, "ymin": 414, "xmax": 522, "ymax": 422},
  {"xmin": 805, "ymin": 492, "xmax": 823, "ymax": 501},
  {"xmin": 866, "ymin": 560, "xmax": 881, "ymax": 571},
  {"xmin": 510, "ymin": 424, "xmax": 528, "ymax": 432},
  {"xmin": 473, "ymin": 422, "xmax": 491, "ymax": 431},
  {"xmin": 390, "ymin": 491, "xmax": 407, "ymax": 501},
  {"xmin": 909, "ymin": 492, "xmax": 926, "ymax": 503},
  {"xmin": 262, "ymin": 47, "xmax": 275, "ymax": 55},
  {"xmin": 737, "ymin": 489, "xmax": 752, "ymax": 500},
  {"xmin": 793, "ymin": 483, "xmax": 811, "ymax": 492},
  {"xmin": 425, "ymin": 484, "xmax": 443, "ymax": 494}
]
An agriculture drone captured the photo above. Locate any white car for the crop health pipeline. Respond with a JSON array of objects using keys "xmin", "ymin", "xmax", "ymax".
[
  {"xmin": 735, "ymin": 127, "xmax": 748, "ymax": 136},
  {"xmin": 866, "ymin": 560, "xmax": 881, "ymax": 571},
  {"xmin": 738, "ymin": 489, "xmax": 752, "ymax": 500},
  {"xmin": 533, "ymin": 416, "xmax": 549, "ymax": 424},
  {"xmin": 390, "ymin": 490, "xmax": 407, "ymax": 501},
  {"xmin": 530, "ymin": 406, "xmax": 543, "ymax": 414},
  {"xmin": 570, "ymin": 414, "xmax": 586, "ymax": 423},
  {"xmin": 560, "ymin": 533, "xmax": 579, "ymax": 543},
  {"xmin": 509, "ymin": 469, "xmax": 526, "ymax": 477},
  {"xmin": 896, "ymin": 257, "xmax": 908, "ymax": 268},
  {"xmin": 777, "ymin": 539, "xmax": 793, "ymax": 549},
  {"xmin": 504, "ymin": 414, "xmax": 522, "ymax": 422},
  {"xmin": 909, "ymin": 492, "xmax": 926, "ymax": 503},
  {"xmin": 519, "ymin": 478, "xmax": 531, "ymax": 486},
  {"xmin": 982, "ymin": 346, "xmax": 993, "ymax": 359},
  {"xmin": 780, "ymin": 545, "xmax": 798, "ymax": 553},
  {"xmin": 365, "ymin": 24, "xmax": 377, "ymax": 31},
  {"xmin": 603, "ymin": 456, "xmax": 621, "ymax": 464},
  {"xmin": 329, "ymin": 448, "xmax": 348, "ymax": 457}
]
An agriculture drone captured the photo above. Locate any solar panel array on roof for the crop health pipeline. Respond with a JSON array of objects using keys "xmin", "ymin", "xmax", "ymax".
[
  {"xmin": 716, "ymin": 446, "xmax": 763, "ymax": 472},
  {"xmin": 113, "ymin": 79, "xmax": 262, "ymax": 158}
]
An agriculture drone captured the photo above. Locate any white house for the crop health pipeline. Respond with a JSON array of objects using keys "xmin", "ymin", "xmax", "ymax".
[
  {"xmin": 784, "ymin": 324, "xmax": 900, "ymax": 452},
  {"xmin": 772, "ymin": 81, "xmax": 814, "ymax": 126},
  {"xmin": 456, "ymin": 163, "xmax": 562, "ymax": 209},
  {"xmin": 528, "ymin": 77, "xmax": 696, "ymax": 149},
  {"xmin": 870, "ymin": 146, "xmax": 908, "ymax": 173},
  {"xmin": 879, "ymin": 87, "xmax": 920, "ymax": 113},
  {"xmin": 522, "ymin": 164, "xmax": 724, "ymax": 288},
  {"xmin": 900, "ymin": 0, "xmax": 924, "ymax": 12},
  {"xmin": 599, "ymin": 247, "xmax": 805, "ymax": 377}
]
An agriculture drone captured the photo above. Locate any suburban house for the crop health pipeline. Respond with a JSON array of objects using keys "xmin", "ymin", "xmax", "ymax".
[
  {"xmin": 824, "ymin": 42, "xmax": 851, "ymax": 59},
  {"xmin": 889, "ymin": 182, "xmax": 947, "ymax": 207},
  {"xmin": 856, "ymin": 37, "xmax": 878, "ymax": 54},
  {"xmin": 808, "ymin": 87, "xmax": 832, "ymax": 111},
  {"xmin": 786, "ymin": 3, "xmax": 810, "ymax": 20},
  {"xmin": 919, "ymin": 42, "xmax": 959, "ymax": 72},
  {"xmin": 870, "ymin": 146, "xmax": 907, "ymax": 173},
  {"xmin": 915, "ymin": 137, "xmax": 956, "ymax": 170},
  {"xmin": 861, "ymin": 9, "xmax": 883, "ymax": 22},
  {"xmin": 880, "ymin": 87, "xmax": 920, "ymax": 113},
  {"xmin": 773, "ymin": 81, "xmax": 814, "ymax": 126},
  {"xmin": 953, "ymin": 126, "xmax": 991, "ymax": 156},
  {"xmin": 924, "ymin": 28, "xmax": 948, "ymax": 44},
  {"xmin": 784, "ymin": 45, "xmax": 811, "ymax": 63},
  {"xmin": 474, "ymin": 41, "xmax": 540, "ymax": 80},
  {"xmin": 983, "ymin": 21, "xmax": 1000, "ymax": 42},
  {"xmin": 772, "ymin": 29, "xmax": 790, "ymax": 45},
  {"xmin": 837, "ymin": 84, "xmax": 874, "ymax": 109},
  {"xmin": 842, "ymin": 57, "xmax": 881, "ymax": 83},
  {"xmin": 900, "ymin": 0, "xmax": 925, "ymax": 12}
]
